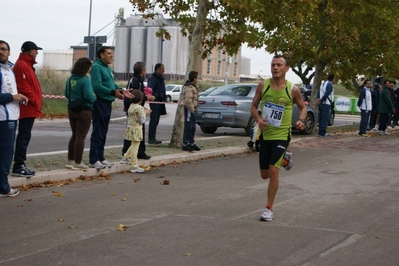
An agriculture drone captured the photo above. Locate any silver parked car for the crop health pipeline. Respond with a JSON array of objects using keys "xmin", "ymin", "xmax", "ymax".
[
  {"xmin": 165, "ymin": 84, "xmax": 183, "ymax": 102},
  {"xmin": 196, "ymin": 83, "xmax": 318, "ymax": 135},
  {"xmin": 199, "ymin": 86, "xmax": 219, "ymax": 97}
]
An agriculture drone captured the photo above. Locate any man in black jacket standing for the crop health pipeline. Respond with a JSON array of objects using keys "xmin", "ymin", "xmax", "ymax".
[
  {"xmin": 147, "ymin": 63, "xmax": 166, "ymax": 144},
  {"xmin": 121, "ymin": 62, "xmax": 155, "ymax": 162}
]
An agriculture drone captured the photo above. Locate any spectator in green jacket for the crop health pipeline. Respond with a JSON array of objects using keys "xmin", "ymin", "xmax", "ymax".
[
  {"xmin": 88, "ymin": 46, "xmax": 132, "ymax": 169},
  {"xmin": 64, "ymin": 57, "xmax": 96, "ymax": 170}
]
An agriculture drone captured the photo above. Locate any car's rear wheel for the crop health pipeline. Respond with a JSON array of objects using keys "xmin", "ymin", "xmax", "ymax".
[
  {"xmin": 200, "ymin": 125, "xmax": 218, "ymax": 134},
  {"xmin": 166, "ymin": 95, "xmax": 171, "ymax": 102},
  {"xmin": 299, "ymin": 113, "xmax": 315, "ymax": 135},
  {"xmin": 245, "ymin": 116, "xmax": 256, "ymax": 136}
]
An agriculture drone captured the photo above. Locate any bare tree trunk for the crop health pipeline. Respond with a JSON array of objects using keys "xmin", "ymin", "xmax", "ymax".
[
  {"xmin": 169, "ymin": 0, "xmax": 209, "ymax": 148},
  {"xmin": 310, "ymin": 63, "xmax": 326, "ymax": 110}
]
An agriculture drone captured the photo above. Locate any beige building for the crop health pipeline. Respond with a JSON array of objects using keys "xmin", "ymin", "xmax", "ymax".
[{"xmin": 199, "ymin": 48, "xmax": 241, "ymax": 82}]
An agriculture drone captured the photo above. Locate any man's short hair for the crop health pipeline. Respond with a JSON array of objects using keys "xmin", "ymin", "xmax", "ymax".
[
  {"xmin": 154, "ymin": 63, "xmax": 163, "ymax": 71},
  {"xmin": 327, "ymin": 74, "xmax": 335, "ymax": 81},
  {"xmin": 272, "ymin": 54, "xmax": 289, "ymax": 66},
  {"xmin": 0, "ymin": 40, "xmax": 10, "ymax": 51},
  {"xmin": 133, "ymin": 62, "xmax": 146, "ymax": 75},
  {"xmin": 97, "ymin": 46, "xmax": 111, "ymax": 59},
  {"xmin": 188, "ymin": 71, "xmax": 198, "ymax": 82}
]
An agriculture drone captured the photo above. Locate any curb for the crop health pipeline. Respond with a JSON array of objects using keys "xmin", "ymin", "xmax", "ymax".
[{"xmin": 9, "ymin": 146, "xmax": 249, "ymax": 187}]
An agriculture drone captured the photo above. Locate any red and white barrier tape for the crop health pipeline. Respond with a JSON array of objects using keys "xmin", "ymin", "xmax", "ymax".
[{"xmin": 42, "ymin": 94, "xmax": 180, "ymax": 104}]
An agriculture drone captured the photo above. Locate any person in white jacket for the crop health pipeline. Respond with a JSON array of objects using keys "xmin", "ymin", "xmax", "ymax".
[
  {"xmin": 357, "ymin": 79, "xmax": 373, "ymax": 136},
  {"xmin": 0, "ymin": 40, "xmax": 28, "ymax": 197}
]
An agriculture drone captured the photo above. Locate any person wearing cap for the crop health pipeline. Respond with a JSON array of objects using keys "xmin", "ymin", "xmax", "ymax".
[
  {"xmin": 88, "ymin": 46, "xmax": 133, "ymax": 169},
  {"xmin": 0, "ymin": 40, "xmax": 29, "ymax": 197},
  {"xmin": 11, "ymin": 41, "xmax": 43, "ymax": 178}
]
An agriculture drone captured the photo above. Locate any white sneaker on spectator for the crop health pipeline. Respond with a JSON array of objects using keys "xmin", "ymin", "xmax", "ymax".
[
  {"xmin": 130, "ymin": 166, "xmax": 144, "ymax": 173},
  {"xmin": 101, "ymin": 160, "xmax": 114, "ymax": 167},
  {"xmin": 65, "ymin": 160, "xmax": 74, "ymax": 169},
  {"xmin": 379, "ymin": 130, "xmax": 390, "ymax": 135},
  {"xmin": 89, "ymin": 161, "xmax": 106, "ymax": 169},
  {"xmin": 72, "ymin": 162, "xmax": 89, "ymax": 170},
  {"xmin": 120, "ymin": 157, "xmax": 131, "ymax": 164}
]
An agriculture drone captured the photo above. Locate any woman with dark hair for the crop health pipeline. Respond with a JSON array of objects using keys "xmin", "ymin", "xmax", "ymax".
[{"xmin": 64, "ymin": 57, "xmax": 97, "ymax": 169}]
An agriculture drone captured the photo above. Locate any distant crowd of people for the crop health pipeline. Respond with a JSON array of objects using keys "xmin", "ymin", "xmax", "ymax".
[
  {"xmin": 357, "ymin": 79, "xmax": 397, "ymax": 137},
  {"xmin": 0, "ymin": 42, "xmax": 201, "ymax": 198}
]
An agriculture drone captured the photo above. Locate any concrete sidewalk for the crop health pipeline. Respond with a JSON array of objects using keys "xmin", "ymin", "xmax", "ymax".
[
  {"xmin": 9, "ymin": 144, "xmax": 250, "ymax": 188},
  {"xmin": 9, "ymin": 123, "xmax": 398, "ymax": 188}
]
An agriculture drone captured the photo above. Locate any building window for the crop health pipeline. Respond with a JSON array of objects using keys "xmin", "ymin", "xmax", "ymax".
[
  {"xmin": 234, "ymin": 63, "xmax": 237, "ymax": 76},
  {"xmin": 218, "ymin": 50, "xmax": 222, "ymax": 59},
  {"xmin": 217, "ymin": 61, "xmax": 221, "ymax": 75},
  {"xmin": 207, "ymin": 60, "xmax": 211, "ymax": 74}
]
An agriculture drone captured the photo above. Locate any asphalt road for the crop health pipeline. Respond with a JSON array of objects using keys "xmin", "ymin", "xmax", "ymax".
[
  {"xmin": 2, "ymin": 133, "xmax": 399, "ymax": 265},
  {"xmin": 29, "ymin": 102, "xmax": 360, "ymax": 155}
]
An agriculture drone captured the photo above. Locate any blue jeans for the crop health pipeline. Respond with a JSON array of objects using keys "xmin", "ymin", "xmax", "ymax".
[
  {"xmin": 89, "ymin": 98, "xmax": 112, "ymax": 164},
  {"xmin": 0, "ymin": 120, "xmax": 16, "ymax": 194},
  {"xmin": 318, "ymin": 104, "xmax": 331, "ymax": 136},
  {"xmin": 359, "ymin": 110, "xmax": 370, "ymax": 135},
  {"xmin": 183, "ymin": 108, "xmax": 196, "ymax": 145}
]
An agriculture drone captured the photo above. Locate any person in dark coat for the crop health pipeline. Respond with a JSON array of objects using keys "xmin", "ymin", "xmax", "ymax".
[{"xmin": 147, "ymin": 63, "xmax": 166, "ymax": 144}]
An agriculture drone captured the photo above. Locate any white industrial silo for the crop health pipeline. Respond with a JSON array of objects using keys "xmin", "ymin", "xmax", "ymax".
[
  {"xmin": 126, "ymin": 15, "xmax": 143, "ymax": 27},
  {"xmin": 146, "ymin": 26, "xmax": 162, "ymax": 73},
  {"xmin": 129, "ymin": 26, "xmax": 147, "ymax": 72},
  {"xmin": 114, "ymin": 26, "xmax": 131, "ymax": 76},
  {"xmin": 176, "ymin": 30, "xmax": 190, "ymax": 76},
  {"xmin": 162, "ymin": 26, "xmax": 180, "ymax": 77}
]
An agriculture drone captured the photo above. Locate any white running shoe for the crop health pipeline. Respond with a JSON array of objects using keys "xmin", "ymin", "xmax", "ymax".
[
  {"xmin": 89, "ymin": 161, "xmax": 106, "ymax": 169},
  {"xmin": 0, "ymin": 188, "xmax": 20, "ymax": 198},
  {"xmin": 379, "ymin": 130, "xmax": 390, "ymax": 135},
  {"xmin": 260, "ymin": 208, "xmax": 274, "ymax": 221},
  {"xmin": 282, "ymin": 151, "xmax": 293, "ymax": 171},
  {"xmin": 130, "ymin": 166, "xmax": 144, "ymax": 173},
  {"xmin": 65, "ymin": 160, "xmax": 74, "ymax": 169},
  {"xmin": 101, "ymin": 160, "xmax": 114, "ymax": 167},
  {"xmin": 72, "ymin": 162, "xmax": 89, "ymax": 170},
  {"xmin": 120, "ymin": 157, "xmax": 131, "ymax": 164}
]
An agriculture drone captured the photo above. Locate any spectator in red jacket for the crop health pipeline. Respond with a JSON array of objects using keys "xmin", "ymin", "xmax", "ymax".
[{"xmin": 11, "ymin": 41, "xmax": 43, "ymax": 178}]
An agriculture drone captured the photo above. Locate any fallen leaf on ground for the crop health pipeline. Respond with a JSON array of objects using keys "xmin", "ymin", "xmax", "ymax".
[
  {"xmin": 117, "ymin": 224, "xmax": 129, "ymax": 231},
  {"xmin": 53, "ymin": 191, "xmax": 63, "ymax": 197},
  {"xmin": 161, "ymin": 180, "xmax": 170, "ymax": 185},
  {"xmin": 68, "ymin": 225, "xmax": 78, "ymax": 229},
  {"xmin": 58, "ymin": 217, "xmax": 65, "ymax": 222},
  {"xmin": 121, "ymin": 198, "xmax": 127, "ymax": 201}
]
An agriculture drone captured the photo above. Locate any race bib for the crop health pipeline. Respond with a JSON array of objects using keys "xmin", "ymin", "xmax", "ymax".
[{"xmin": 262, "ymin": 102, "xmax": 285, "ymax": 127}]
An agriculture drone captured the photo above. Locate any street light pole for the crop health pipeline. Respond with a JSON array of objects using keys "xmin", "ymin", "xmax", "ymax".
[{"xmin": 88, "ymin": 0, "xmax": 93, "ymax": 36}]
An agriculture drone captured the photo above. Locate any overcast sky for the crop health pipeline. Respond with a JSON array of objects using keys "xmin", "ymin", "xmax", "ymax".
[{"xmin": 5, "ymin": 0, "xmax": 301, "ymax": 83}]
